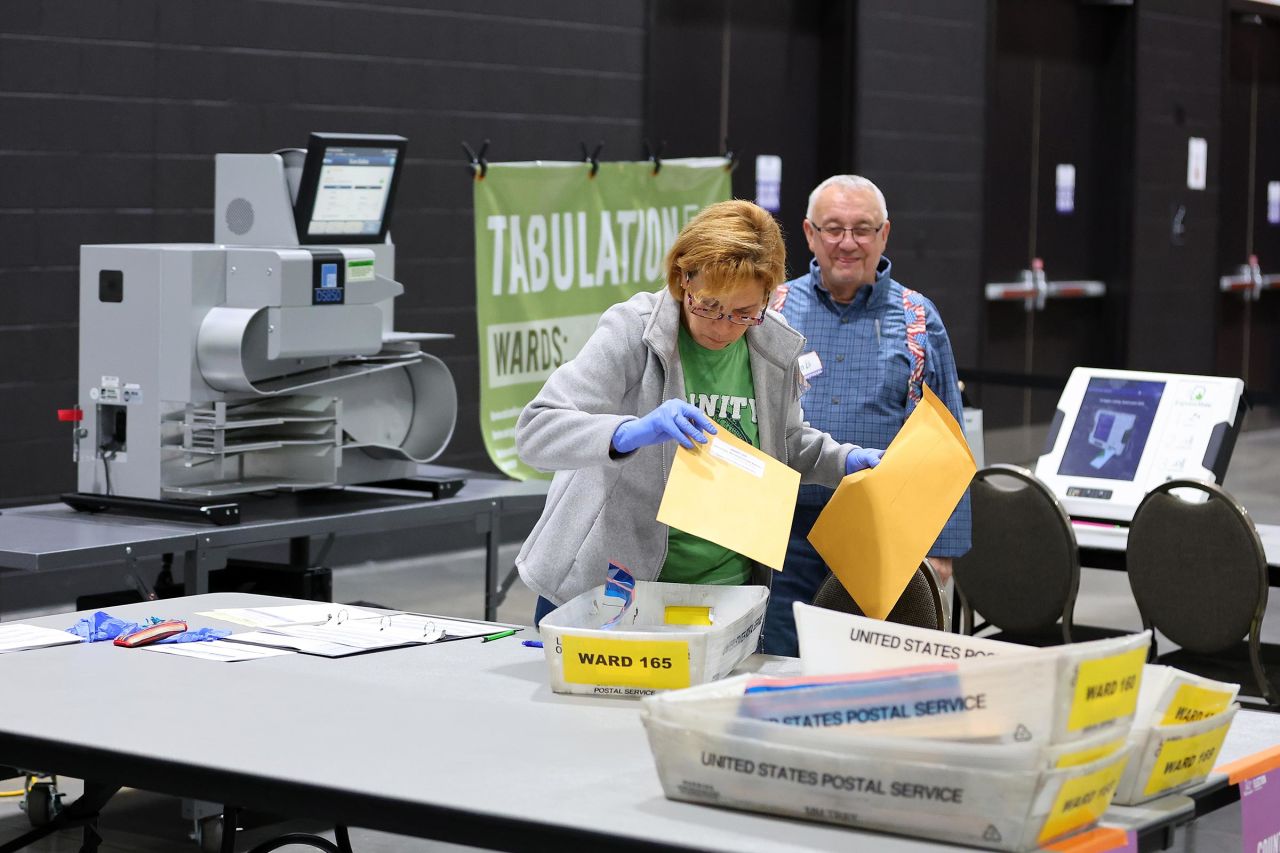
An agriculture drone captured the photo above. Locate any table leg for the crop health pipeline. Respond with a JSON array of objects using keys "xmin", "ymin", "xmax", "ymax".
[
  {"xmin": 479, "ymin": 502, "xmax": 498, "ymax": 622},
  {"xmin": 184, "ymin": 544, "xmax": 227, "ymax": 596}
]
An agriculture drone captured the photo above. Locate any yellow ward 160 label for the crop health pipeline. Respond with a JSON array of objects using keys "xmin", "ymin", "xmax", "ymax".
[
  {"xmin": 561, "ymin": 636, "xmax": 691, "ymax": 690},
  {"xmin": 1143, "ymin": 719, "xmax": 1232, "ymax": 797},
  {"xmin": 1067, "ymin": 647, "xmax": 1146, "ymax": 732},
  {"xmin": 1159, "ymin": 683, "xmax": 1234, "ymax": 726},
  {"xmin": 1038, "ymin": 755, "xmax": 1128, "ymax": 844}
]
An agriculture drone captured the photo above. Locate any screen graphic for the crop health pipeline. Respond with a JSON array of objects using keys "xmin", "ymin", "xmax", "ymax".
[
  {"xmin": 307, "ymin": 146, "xmax": 398, "ymax": 237},
  {"xmin": 1057, "ymin": 378, "xmax": 1165, "ymax": 481}
]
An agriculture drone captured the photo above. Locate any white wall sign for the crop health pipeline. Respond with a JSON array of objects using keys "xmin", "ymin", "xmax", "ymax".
[
  {"xmin": 1055, "ymin": 164, "xmax": 1076, "ymax": 214},
  {"xmin": 1187, "ymin": 137, "xmax": 1207, "ymax": 191},
  {"xmin": 1268, "ymin": 181, "xmax": 1280, "ymax": 226},
  {"xmin": 755, "ymin": 155, "xmax": 782, "ymax": 213}
]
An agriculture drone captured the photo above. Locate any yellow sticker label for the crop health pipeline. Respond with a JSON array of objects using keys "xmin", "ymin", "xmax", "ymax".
[
  {"xmin": 1142, "ymin": 718, "xmax": 1232, "ymax": 796},
  {"xmin": 1038, "ymin": 756, "xmax": 1128, "ymax": 844},
  {"xmin": 664, "ymin": 606, "xmax": 712, "ymax": 626},
  {"xmin": 1159, "ymin": 683, "xmax": 1235, "ymax": 726},
  {"xmin": 560, "ymin": 636, "xmax": 690, "ymax": 690},
  {"xmin": 1055, "ymin": 737, "xmax": 1126, "ymax": 769},
  {"xmin": 1067, "ymin": 647, "xmax": 1146, "ymax": 732}
]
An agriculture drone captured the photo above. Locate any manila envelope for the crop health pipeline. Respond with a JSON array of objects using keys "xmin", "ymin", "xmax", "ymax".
[
  {"xmin": 808, "ymin": 384, "xmax": 976, "ymax": 619},
  {"xmin": 657, "ymin": 429, "xmax": 800, "ymax": 570}
]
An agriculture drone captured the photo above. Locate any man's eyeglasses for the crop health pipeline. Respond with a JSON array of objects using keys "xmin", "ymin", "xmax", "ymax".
[
  {"xmin": 808, "ymin": 219, "xmax": 885, "ymax": 244},
  {"xmin": 683, "ymin": 290, "xmax": 765, "ymax": 326}
]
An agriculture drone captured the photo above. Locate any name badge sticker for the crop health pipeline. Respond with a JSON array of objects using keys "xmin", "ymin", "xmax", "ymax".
[{"xmin": 798, "ymin": 351, "xmax": 824, "ymax": 380}]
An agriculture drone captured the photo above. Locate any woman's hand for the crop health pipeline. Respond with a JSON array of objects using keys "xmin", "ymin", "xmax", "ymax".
[
  {"xmin": 612, "ymin": 400, "xmax": 718, "ymax": 453},
  {"xmin": 844, "ymin": 447, "xmax": 884, "ymax": 475}
]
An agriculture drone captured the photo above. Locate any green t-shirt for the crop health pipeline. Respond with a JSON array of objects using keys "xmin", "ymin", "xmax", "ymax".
[{"xmin": 660, "ymin": 325, "xmax": 759, "ymax": 586}]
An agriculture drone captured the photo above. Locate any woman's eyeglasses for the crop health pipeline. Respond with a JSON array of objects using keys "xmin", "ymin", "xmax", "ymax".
[{"xmin": 684, "ymin": 290, "xmax": 766, "ymax": 326}]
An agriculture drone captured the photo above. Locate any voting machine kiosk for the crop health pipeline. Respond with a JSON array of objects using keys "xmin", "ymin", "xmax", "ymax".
[{"xmin": 1035, "ymin": 367, "xmax": 1246, "ymax": 522}]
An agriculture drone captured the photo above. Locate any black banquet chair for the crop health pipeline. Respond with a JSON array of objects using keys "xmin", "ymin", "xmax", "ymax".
[
  {"xmin": 811, "ymin": 564, "xmax": 945, "ymax": 631},
  {"xmin": 1126, "ymin": 478, "xmax": 1280, "ymax": 710},
  {"xmin": 952, "ymin": 464, "xmax": 1082, "ymax": 645}
]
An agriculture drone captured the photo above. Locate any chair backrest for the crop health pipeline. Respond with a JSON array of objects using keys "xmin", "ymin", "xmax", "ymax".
[
  {"xmin": 953, "ymin": 464, "xmax": 1079, "ymax": 636},
  {"xmin": 1127, "ymin": 479, "xmax": 1268, "ymax": 655},
  {"xmin": 812, "ymin": 565, "xmax": 944, "ymax": 631}
]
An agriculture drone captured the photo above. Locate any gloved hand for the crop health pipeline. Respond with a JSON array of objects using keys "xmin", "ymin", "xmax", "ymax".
[
  {"xmin": 845, "ymin": 447, "xmax": 884, "ymax": 475},
  {"xmin": 612, "ymin": 399, "xmax": 718, "ymax": 453}
]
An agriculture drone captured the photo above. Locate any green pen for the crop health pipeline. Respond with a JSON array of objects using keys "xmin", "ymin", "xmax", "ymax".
[{"xmin": 481, "ymin": 629, "xmax": 518, "ymax": 643}]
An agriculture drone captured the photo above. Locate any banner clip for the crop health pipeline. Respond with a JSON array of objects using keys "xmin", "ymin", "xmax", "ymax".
[
  {"xmin": 462, "ymin": 139, "xmax": 489, "ymax": 180},
  {"xmin": 580, "ymin": 140, "xmax": 604, "ymax": 178},
  {"xmin": 644, "ymin": 139, "xmax": 665, "ymax": 176}
]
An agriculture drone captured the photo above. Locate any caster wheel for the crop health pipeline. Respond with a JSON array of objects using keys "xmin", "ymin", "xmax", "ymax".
[
  {"xmin": 24, "ymin": 781, "xmax": 60, "ymax": 828},
  {"xmin": 197, "ymin": 814, "xmax": 226, "ymax": 853}
]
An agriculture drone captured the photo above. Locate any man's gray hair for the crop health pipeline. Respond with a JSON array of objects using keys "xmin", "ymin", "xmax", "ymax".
[{"xmin": 806, "ymin": 175, "xmax": 888, "ymax": 222}]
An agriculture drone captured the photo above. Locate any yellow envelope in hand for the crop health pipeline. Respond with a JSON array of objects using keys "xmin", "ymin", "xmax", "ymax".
[
  {"xmin": 657, "ymin": 429, "xmax": 800, "ymax": 570},
  {"xmin": 808, "ymin": 384, "xmax": 976, "ymax": 619}
]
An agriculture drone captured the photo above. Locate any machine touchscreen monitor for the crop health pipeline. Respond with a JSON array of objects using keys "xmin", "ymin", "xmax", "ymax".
[
  {"xmin": 292, "ymin": 133, "xmax": 407, "ymax": 244},
  {"xmin": 1035, "ymin": 368, "xmax": 1245, "ymax": 522},
  {"xmin": 1056, "ymin": 378, "xmax": 1164, "ymax": 481}
]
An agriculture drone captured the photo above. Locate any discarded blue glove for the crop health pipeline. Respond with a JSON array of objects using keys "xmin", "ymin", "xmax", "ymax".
[
  {"xmin": 845, "ymin": 447, "xmax": 884, "ymax": 475},
  {"xmin": 66, "ymin": 611, "xmax": 227, "ymax": 644},
  {"xmin": 613, "ymin": 399, "xmax": 717, "ymax": 453},
  {"xmin": 151, "ymin": 627, "xmax": 227, "ymax": 644}
]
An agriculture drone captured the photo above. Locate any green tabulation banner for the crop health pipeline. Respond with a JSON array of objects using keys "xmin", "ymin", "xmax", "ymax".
[{"xmin": 474, "ymin": 157, "xmax": 732, "ymax": 480}]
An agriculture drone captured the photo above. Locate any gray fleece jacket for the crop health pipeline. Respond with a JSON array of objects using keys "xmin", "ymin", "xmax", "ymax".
[{"xmin": 515, "ymin": 288, "xmax": 855, "ymax": 606}]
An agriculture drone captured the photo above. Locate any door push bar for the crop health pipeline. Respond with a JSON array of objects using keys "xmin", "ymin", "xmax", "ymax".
[
  {"xmin": 1219, "ymin": 254, "xmax": 1280, "ymax": 302},
  {"xmin": 985, "ymin": 257, "xmax": 1106, "ymax": 312}
]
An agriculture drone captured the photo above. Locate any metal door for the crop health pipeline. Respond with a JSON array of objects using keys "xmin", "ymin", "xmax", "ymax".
[
  {"xmin": 1217, "ymin": 14, "xmax": 1280, "ymax": 400},
  {"xmin": 981, "ymin": 0, "xmax": 1133, "ymax": 428}
]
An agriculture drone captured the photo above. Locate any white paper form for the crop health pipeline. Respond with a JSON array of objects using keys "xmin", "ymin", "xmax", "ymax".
[
  {"xmin": 263, "ymin": 621, "xmax": 420, "ymax": 651},
  {"xmin": 224, "ymin": 630, "xmax": 364, "ymax": 658},
  {"xmin": 143, "ymin": 640, "xmax": 294, "ymax": 662},
  {"xmin": 358, "ymin": 613, "xmax": 522, "ymax": 641},
  {"xmin": 197, "ymin": 604, "xmax": 384, "ymax": 629},
  {"xmin": 0, "ymin": 625, "xmax": 82, "ymax": 654}
]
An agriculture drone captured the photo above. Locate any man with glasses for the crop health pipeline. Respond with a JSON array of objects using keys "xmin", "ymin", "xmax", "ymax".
[{"xmin": 764, "ymin": 175, "xmax": 971, "ymax": 654}]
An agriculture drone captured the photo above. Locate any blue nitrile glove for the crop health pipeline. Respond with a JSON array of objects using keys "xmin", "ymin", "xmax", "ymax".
[
  {"xmin": 155, "ymin": 627, "xmax": 229, "ymax": 644},
  {"xmin": 845, "ymin": 447, "xmax": 884, "ymax": 475},
  {"xmin": 66, "ymin": 611, "xmax": 228, "ymax": 644},
  {"xmin": 66, "ymin": 611, "xmax": 154, "ymax": 642},
  {"xmin": 612, "ymin": 399, "xmax": 718, "ymax": 453}
]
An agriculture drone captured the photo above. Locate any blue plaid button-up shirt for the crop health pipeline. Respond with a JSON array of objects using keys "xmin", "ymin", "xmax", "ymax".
[{"xmin": 777, "ymin": 256, "xmax": 972, "ymax": 557}]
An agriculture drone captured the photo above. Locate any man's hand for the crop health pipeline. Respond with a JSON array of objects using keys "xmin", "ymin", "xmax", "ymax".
[
  {"xmin": 612, "ymin": 399, "xmax": 718, "ymax": 454},
  {"xmin": 844, "ymin": 447, "xmax": 884, "ymax": 475},
  {"xmin": 927, "ymin": 556, "xmax": 953, "ymax": 585}
]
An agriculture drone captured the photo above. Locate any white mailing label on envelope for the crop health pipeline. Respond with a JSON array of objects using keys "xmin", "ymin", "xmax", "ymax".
[{"xmin": 707, "ymin": 436, "xmax": 766, "ymax": 478}]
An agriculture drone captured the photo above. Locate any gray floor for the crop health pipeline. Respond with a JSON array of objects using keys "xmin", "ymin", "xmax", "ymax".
[{"xmin": 3, "ymin": 425, "xmax": 1280, "ymax": 852}]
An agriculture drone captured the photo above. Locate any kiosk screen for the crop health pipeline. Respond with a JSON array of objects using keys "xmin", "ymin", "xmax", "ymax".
[{"xmin": 1057, "ymin": 378, "xmax": 1165, "ymax": 481}]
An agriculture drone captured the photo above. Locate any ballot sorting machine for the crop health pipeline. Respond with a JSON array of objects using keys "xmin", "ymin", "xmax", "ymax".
[{"xmin": 66, "ymin": 133, "xmax": 457, "ymax": 522}]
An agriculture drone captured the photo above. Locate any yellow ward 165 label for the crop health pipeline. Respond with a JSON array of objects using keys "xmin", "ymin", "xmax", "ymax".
[{"xmin": 561, "ymin": 635, "xmax": 691, "ymax": 690}]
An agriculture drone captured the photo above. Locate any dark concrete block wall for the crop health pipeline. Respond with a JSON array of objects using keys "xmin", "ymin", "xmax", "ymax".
[
  {"xmin": 0, "ymin": 0, "xmax": 645, "ymax": 504},
  {"xmin": 1127, "ymin": 0, "xmax": 1223, "ymax": 373},
  {"xmin": 852, "ymin": 0, "xmax": 987, "ymax": 369}
]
